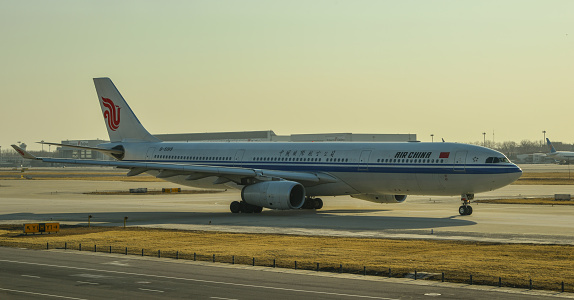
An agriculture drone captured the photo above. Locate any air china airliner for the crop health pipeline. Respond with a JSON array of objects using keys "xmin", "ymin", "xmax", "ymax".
[{"xmin": 12, "ymin": 78, "xmax": 522, "ymax": 216}]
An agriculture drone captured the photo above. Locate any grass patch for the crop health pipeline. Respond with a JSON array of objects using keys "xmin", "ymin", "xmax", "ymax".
[
  {"xmin": 1, "ymin": 225, "xmax": 572, "ymax": 292},
  {"xmin": 514, "ymin": 172, "xmax": 574, "ymax": 185}
]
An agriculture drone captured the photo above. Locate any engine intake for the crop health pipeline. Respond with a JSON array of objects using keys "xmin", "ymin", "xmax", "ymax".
[
  {"xmin": 241, "ymin": 181, "xmax": 305, "ymax": 210},
  {"xmin": 351, "ymin": 194, "xmax": 407, "ymax": 203}
]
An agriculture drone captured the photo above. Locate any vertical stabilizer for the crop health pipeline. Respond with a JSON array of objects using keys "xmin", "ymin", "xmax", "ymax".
[
  {"xmin": 546, "ymin": 138, "xmax": 557, "ymax": 153},
  {"xmin": 93, "ymin": 78, "xmax": 161, "ymax": 143}
]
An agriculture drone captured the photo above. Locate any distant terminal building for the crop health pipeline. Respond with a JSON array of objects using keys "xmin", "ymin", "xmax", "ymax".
[
  {"xmin": 286, "ymin": 133, "xmax": 416, "ymax": 142},
  {"xmin": 154, "ymin": 130, "xmax": 416, "ymax": 143},
  {"xmin": 57, "ymin": 131, "xmax": 417, "ymax": 159},
  {"xmin": 58, "ymin": 139, "xmax": 109, "ymax": 160},
  {"xmin": 154, "ymin": 131, "xmax": 277, "ymax": 142}
]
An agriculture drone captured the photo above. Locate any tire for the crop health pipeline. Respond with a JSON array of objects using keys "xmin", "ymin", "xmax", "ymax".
[
  {"xmin": 230, "ymin": 201, "xmax": 241, "ymax": 213},
  {"xmin": 466, "ymin": 205, "xmax": 473, "ymax": 215},
  {"xmin": 313, "ymin": 198, "xmax": 324, "ymax": 210},
  {"xmin": 302, "ymin": 198, "xmax": 313, "ymax": 209},
  {"xmin": 253, "ymin": 206, "xmax": 263, "ymax": 213},
  {"xmin": 458, "ymin": 205, "xmax": 467, "ymax": 215},
  {"xmin": 242, "ymin": 202, "xmax": 255, "ymax": 213}
]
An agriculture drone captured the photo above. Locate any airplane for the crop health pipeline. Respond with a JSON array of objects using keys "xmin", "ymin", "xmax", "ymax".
[
  {"xmin": 12, "ymin": 78, "xmax": 523, "ymax": 216},
  {"xmin": 546, "ymin": 138, "xmax": 574, "ymax": 163}
]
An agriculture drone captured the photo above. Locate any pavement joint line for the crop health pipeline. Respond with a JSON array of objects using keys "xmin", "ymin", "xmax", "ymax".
[
  {"xmin": 34, "ymin": 248, "xmax": 574, "ymax": 299},
  {"xmin": 0, "ymin": 287, "xmax": 88, "ymax": 300}
]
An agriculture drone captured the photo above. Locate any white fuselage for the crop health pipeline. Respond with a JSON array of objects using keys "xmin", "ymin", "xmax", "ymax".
[
  {"xmin": 547, "ymin": 152, "xmax": 574, "ymax": 162},
  {"xmin": 112, "ymin": 141, "xmax": 522, "ymax": 197}
]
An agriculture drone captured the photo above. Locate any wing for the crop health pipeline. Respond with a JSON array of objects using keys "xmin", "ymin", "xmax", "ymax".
[{"xmin": 11, "ymin": 145, "xmax": 338, "ymax": 186}]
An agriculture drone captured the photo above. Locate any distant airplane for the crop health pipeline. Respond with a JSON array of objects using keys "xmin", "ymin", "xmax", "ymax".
[
  {"xmin": 546, "ymin": 138, "xmax": 574, "ymax": 163},
  {"xmin": 12, "ymin": 78, "xmax": 522, "ymax": 216}
]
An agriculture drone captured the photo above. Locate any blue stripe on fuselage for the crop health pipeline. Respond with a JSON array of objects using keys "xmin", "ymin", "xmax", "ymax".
[{"xmin": 126, "ymin": 160, "xmax": 521, "ymax": 175}]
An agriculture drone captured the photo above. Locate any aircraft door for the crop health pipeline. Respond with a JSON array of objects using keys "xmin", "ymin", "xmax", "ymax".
[
  {"xmin": 234, "ymin": 149, "xmax": 245, "ymax": 167},
  {"xmin": 358, "ymin": 150, "xmax": 372, "ymax": 171},
  {"xmin": 453, "ymin": 151, "xmax": 467, "ymax": 172},
  {"xmin": 145, "ymin": 148, "xmax": 156, "ymax": 161}
]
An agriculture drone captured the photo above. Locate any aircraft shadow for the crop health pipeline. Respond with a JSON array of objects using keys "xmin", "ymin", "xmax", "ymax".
[{"xmin": 0, "ymin": 210, "xmax": 476, "ymax": 231}]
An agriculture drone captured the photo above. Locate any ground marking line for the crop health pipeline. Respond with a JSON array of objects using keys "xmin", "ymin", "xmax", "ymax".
[
  {"xmin": 76, "ymin": 281, "xmax": 99, "ymax": 285},
  {"xmin": 138, "ymin": 288, "xmax": 164, "ymax": 293},
  {"xmin": 21, "ymin": 274, "xmax": 41, "ymax": 278},
  {"xmin": 210, "ymin": 297, "xmax": 238, "ymax": 300},
  {"xmin": 0, "ymin": 287, "xmax": 87, "ymax": 300},
  {"xmin": 0, "ymin": 259, "xmax": 397, "ymax": 300}
]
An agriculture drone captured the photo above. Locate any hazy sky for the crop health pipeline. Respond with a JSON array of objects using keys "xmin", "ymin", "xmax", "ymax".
[{"xmin": 1, "ymin": 1, "xmax": 573, "ymax": 151}]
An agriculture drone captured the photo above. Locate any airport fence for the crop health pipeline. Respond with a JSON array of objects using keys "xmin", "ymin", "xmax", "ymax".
[{"xmin": 2, "ymin": 240, "xmax": 571, "ymax": 294}]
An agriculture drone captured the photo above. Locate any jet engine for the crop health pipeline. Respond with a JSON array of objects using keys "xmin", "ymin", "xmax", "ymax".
[
  {"xmin": 241, "ymin": 181, "xmax": 306, "ymax": 210},
  {"xmin": 351, "ymin": 194, "xmax": 407, "ymax": 203}
]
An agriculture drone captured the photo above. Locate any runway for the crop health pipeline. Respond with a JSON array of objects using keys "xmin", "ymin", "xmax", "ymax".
[
  {"xmin": 0, "ymin": 247, "xmax": 569, "ymax": 300},
  {"xmin": 1, "ymin": 165, "xmax": 574, "ymax": 244}
]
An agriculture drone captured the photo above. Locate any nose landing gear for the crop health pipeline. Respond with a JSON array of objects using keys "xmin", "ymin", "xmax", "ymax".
[{"xmin": 459, "ymin": 193, "xmax": 473, "ymax": 215}]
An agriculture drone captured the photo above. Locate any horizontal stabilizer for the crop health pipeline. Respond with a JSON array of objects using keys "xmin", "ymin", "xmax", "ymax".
[{"xmin": 38, "ymin": 141, "xmax": 124, "ymax": 156}]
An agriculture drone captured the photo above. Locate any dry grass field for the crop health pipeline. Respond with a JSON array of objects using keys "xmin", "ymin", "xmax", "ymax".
[
  {"xmin": 515, "ymin": 172, "xmax": 574, "ymax": 185},
  {"xmin": 0, "ymin": 225, "xmax": 572, "ymax": 292}
]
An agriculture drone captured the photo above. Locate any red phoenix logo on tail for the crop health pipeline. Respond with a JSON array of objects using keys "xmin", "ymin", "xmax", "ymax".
[{"xmin": 102, "ymin": 97, "xmax": 121, "ymax": 131}]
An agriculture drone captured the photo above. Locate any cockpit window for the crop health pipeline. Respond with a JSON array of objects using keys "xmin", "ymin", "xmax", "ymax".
[{"xmin": 486, "ymin": 157, "xmax": 509, "ymax": 164}]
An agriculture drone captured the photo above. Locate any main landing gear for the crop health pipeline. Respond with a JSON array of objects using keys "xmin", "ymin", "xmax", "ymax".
[
  {"xmin": 229, "ymin": 197, "xmax": 324, "ymax": 213},
  {"xmin": 230, "ymin": 201, "xmax": 263, "ymax": 214},
  {"xmin": 302, "ymin": 197, "xmax": 323, "ymax": 210},
  {"xmin": 458, "ymin": 193, "xmax": 473, "ymax": 216}
]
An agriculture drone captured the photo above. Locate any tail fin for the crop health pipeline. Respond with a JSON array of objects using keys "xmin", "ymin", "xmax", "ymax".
[
  {"xmin": 93, "ymin": 78, "xmax": 161, "ymax": 143},
  {"xmin": 546, "ymin": 138, "xmax": 557, "ymax": 153}
]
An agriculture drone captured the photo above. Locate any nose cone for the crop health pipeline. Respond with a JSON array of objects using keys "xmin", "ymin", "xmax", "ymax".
[{"xmin": 507, "ymin": 164, "xmax": 523, "ymax": 184}]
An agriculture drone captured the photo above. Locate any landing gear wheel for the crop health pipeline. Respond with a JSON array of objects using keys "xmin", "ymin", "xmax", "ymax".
[
  {"xmin": 458, "ymin": 205, "xmax": 473, "ymax": 215},
  {"xmin": 230, "ymin": 201, "xmax": 241, "ymax": 213},
  {"xmin": 313, "ymin": 198, "xmax": 323, "ymax": 210},
  {"xmin": 253, "ymin": 206, "xmax": 263, "ymax": 213},
  {"xmin": 302, "ymin": 197, "xmax": 313, "ymax": 209},
  {"xmin": 459, "ymin": 193, "xmax": 474, "ymax": 215},
  {"xmin": 241, "ymin": 202, "xmax": 255, "ymax": 213}
]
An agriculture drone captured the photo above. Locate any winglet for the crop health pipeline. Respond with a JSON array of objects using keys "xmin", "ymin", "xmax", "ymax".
[{"xmin": 11, "ymin": 145, "xmax": 38, "ymax": 159}]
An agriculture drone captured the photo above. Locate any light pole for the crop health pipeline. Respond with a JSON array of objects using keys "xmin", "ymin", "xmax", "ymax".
[
  {"xmin": 482, "ymin": 132, "xmax": 486, "ymax": 147},
  {"xmin": 542, "ymin": 130, "xmax": 546, "ymax": 145},
  {"xmin": 430, "ymin": 134, "xmax": 434, "ymax": 143}
]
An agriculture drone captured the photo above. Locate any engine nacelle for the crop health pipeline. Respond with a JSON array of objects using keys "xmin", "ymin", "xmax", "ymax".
[
  {"xmin": 241, "ymin": 181, "xmax": 306, "ymax": 210},
  {"xmin": 241, "ymin": 181, "xmax": 305, "ymax": 210},
  {"xmin": 351, "ymin": 194, "xmax": 407, "ymax": 203}
]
